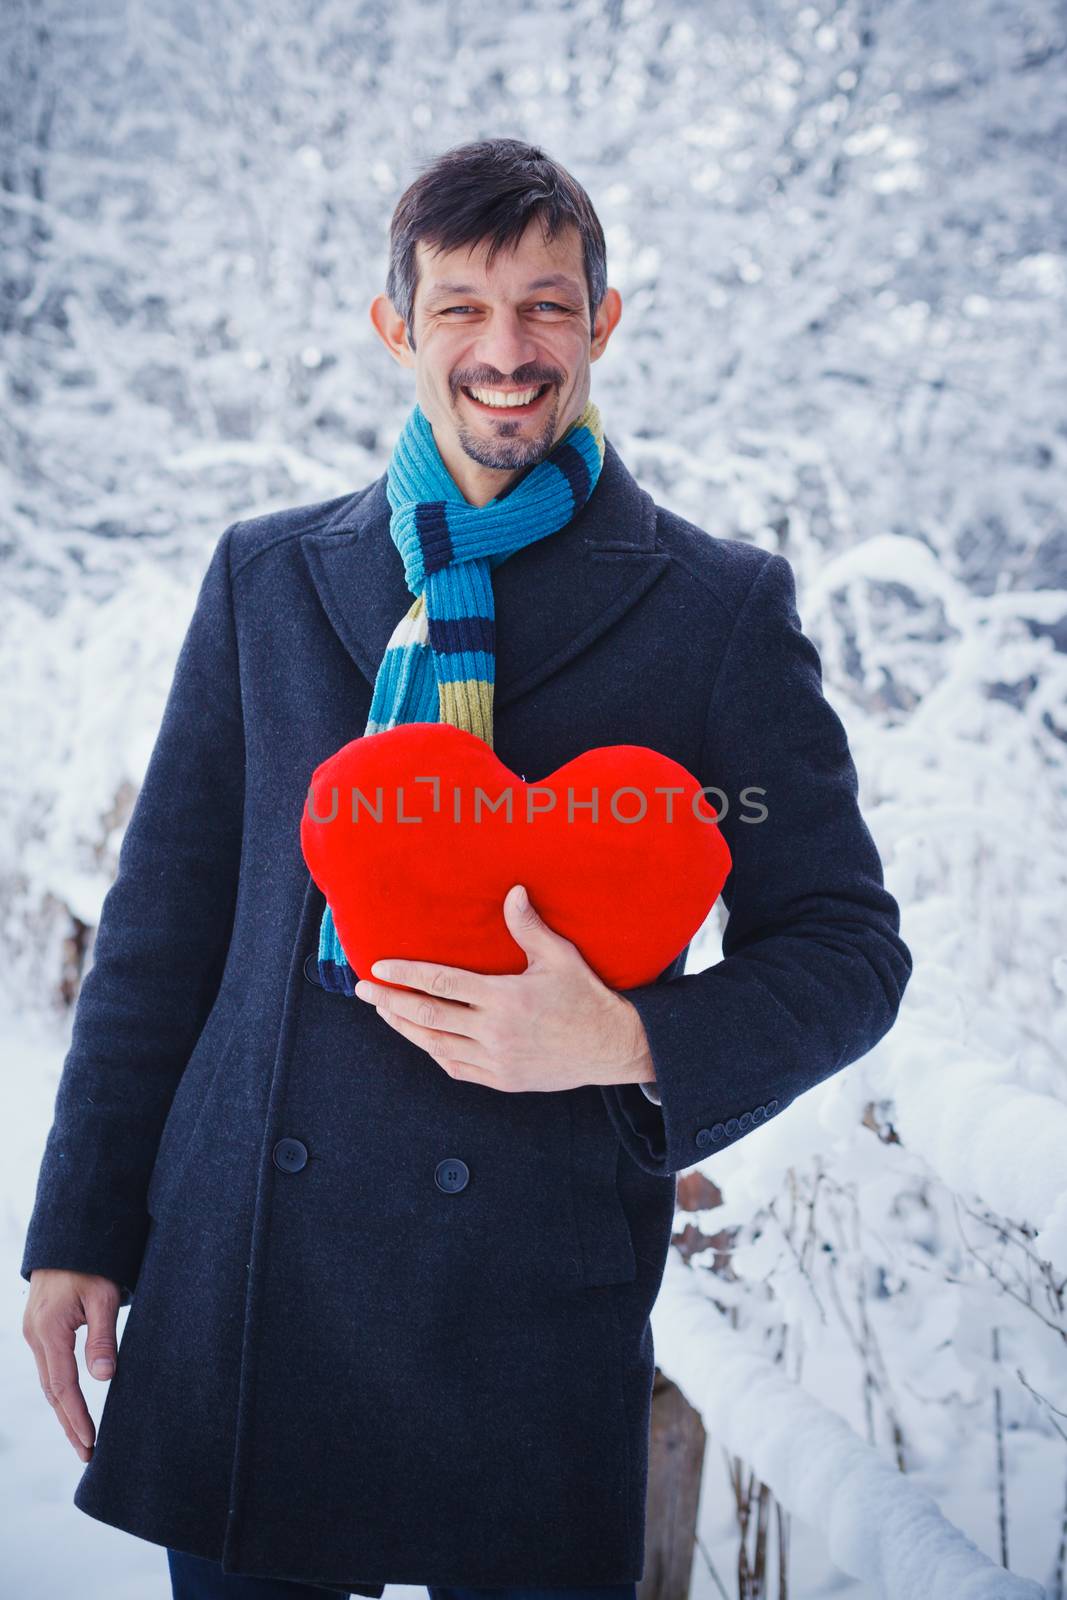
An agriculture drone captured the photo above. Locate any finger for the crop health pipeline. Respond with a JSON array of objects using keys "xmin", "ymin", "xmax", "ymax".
[
  {"xmin": 84, "ymin": 1286, "xmax": 119, "ymax": 1383},
  {"xmin": 368, "ymin": 959, "xmax": 493, "ymax": 1006},
  {"xmin": 361, "ymin": 982, "xmax": 482, "ymax": 1042},
  {"xmin": 375, "ymin": 1007, "xmax": 489, "ymax": 1074},
  {"xmin": 40, "ymin": 1321, "xmax": 96, "ymax": 1459},
  {"xmin": 26, "ymin": 1336, "xmax": 91, "ymax": 1460},
  {"xmin": 30, "ymin": 1333, "xmax": 94, "ymax": 1461}
]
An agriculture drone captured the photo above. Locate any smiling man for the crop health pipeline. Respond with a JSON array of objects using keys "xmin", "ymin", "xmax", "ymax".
[{"xmin": 21, "ymin": 138, "xmax": 912, "ymax": 1600}]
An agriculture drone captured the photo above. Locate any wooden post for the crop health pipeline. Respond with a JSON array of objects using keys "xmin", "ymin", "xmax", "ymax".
[
  {"xmin": 639, "ymin": 1169, "xmax": 725, "ymax": 1598},
  {"xmin": 639, "ymin": 1367, "xmax": 707, "ymax": 1599}
]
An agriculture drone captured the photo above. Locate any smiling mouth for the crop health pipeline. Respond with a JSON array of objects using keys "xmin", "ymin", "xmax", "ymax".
[{"xmin": 459, "ymin": 382, "xmax": 553, "ymax": 415}]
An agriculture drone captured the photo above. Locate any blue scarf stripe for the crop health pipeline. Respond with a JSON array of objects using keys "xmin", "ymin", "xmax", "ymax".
[
  {"xmin": 366, "ymin": 644, "xmax": 416, "ymax": 720},
  {"xmin": 433, "ymin": 649, "xmax": 496, "ymax": 683},
  {"xmin": 365, "ymin": 654, "xmax": 439, "ymax": 733},
  {"xmin": 570, "ymin": 424, "xmax": 603, "ymax": 470},
  {"xmin": 315, "ymin": 399, "xmax": 605, "ymax": 988},
  {"xmin": 439, "ymin": 477, "xmax": 581, "ymax": 562},
  {"xmin": 366, "ymin": 650, "xmax": 441, "ymax": 731},
  {"xmin": 318, "ymin": 912, "xmax": 357, "ymax": 993},
  {"xmin": 422, "ymin": 561, "xmax": 495, "ymax": 676},
  {"xmin": 427, "ymin": 556, "xmax": 493, "ymax": 617}
]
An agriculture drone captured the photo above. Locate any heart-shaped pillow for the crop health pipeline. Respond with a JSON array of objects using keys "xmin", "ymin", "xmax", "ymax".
[{"xmin": 300, "ymin": 722, "xmax": 732, "ymax": 991}]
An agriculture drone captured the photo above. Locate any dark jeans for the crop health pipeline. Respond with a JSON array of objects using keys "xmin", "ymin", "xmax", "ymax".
[{"xmin": 166, "ymin": 1548, "xmax": 638, "ymax": 1600}]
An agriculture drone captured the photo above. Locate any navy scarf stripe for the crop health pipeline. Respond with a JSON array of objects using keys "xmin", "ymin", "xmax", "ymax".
[
  {"xmin": 553, "ymin": 440, "xmax": 591, "ymax": 510},
  {"xmin": 416, "ymin": 501, "xmax": 454, "ymax": 575},
  {"xmin": 427, "ymin": 613, "xmax": 496, "ymax": 655}
]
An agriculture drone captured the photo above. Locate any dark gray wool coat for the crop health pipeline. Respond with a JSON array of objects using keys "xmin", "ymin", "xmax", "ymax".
[{"xmin": 21, "ymin": 437, "xmax": 912, "ymax": 1593}]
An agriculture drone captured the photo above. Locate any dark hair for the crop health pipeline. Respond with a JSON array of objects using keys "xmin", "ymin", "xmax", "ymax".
[{"xmin": 385, "ymin": 138, "xmax": 607, "ymax": 350}]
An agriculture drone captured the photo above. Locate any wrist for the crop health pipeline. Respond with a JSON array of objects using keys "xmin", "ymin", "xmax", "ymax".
[{"xmin": 610, "ymin": 995, "xmax": 658, "ymax": 1090}]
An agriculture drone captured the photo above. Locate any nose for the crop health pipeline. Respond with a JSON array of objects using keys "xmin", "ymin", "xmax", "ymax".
[{"xmin": 472, "ymin": 308, "xmax": 542, "ymax": 381}]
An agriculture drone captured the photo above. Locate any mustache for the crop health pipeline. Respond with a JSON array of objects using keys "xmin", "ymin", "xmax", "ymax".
[{"xmin": 453, "ymin": 373, "xmax": 562, "ymax": 391}]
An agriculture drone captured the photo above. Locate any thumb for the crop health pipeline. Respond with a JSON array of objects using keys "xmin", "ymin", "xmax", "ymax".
[
  {"xmin": 503, "ymin": 884, "xmax": 557, "ymax": 952},
  {"xmin": 84, "ymin": 1291, "xmax": 119, "ymax": 1381}
]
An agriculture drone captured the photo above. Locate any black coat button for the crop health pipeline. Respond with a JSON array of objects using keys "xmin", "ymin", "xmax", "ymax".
[
  {"xmin": 752, "ymin": 1105, "xmax": 766, "ymax": 1123},
  {"xmin": 710, "ymin": 1122, "xmax": 726, "ymax": 1141},
  {"xmin": 724, "ymin": 1116, "xmax": 739, "ymax": 1137},
  {"xmin": 695, "ymin": 1127, "xmax": 713, "ymax": 1149},
  {"xmin": 766, "ymin": 1098, "xmax": 779, "ymax": 1114},
  {"xmin": 739, "ymin": 1110, "xmax": 752, "ymax": 1132},
  {"xmin": 273, "ymin": 1138, "xmax": 308, "ymax": 1173},
  {"xmin": 303, "ymin": 952, "xmax": 322, "ymax": 986},
  {"xmin": 435, "ymin": 1159, "xmax": 469, "ymax": 1193}
]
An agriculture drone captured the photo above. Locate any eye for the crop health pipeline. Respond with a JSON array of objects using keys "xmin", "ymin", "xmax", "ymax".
[{"xmin": 438, "ymin": 302, "xmax": 571, "ymax": 315}]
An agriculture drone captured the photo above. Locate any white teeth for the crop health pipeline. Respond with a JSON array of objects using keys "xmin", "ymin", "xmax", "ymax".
[{"xmin": 466, "ymin": 385, "xmax": 544, "ymax": 408}]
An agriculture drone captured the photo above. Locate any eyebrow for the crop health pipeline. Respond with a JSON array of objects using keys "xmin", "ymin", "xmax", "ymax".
[{"xmin": 424, "ymin": 274, "xmax": 584, "ymax": 306}]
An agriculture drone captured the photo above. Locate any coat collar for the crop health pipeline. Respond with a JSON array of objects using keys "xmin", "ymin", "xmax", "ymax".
[{"xmin": 300, "ymin": 435, "xmax": 671, "ymax": 711}]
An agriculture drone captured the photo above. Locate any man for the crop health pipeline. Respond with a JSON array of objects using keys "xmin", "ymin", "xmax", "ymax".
[{"xmin": 21, "ymin": 138, "xmax": 912, "ymax": 1598}]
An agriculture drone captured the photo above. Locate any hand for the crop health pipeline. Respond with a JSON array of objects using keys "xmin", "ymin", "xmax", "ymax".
[
  {"xmin": 23, "ymin": 1269, "xmax": 121, "ymax": 1464},
  {"xmin": 353, "ymin": 883, "xmax": 654, "ymax": 1093}
]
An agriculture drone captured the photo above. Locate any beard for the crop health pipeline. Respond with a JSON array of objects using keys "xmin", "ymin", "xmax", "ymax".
[{"xmin": 451, "ymin": 384, "xmax": 563, "ymax": 473}]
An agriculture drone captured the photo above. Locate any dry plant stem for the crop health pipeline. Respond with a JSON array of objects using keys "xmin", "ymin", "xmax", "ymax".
[
  {"xmin": 775, "ymin": 1499, "xmax": 790, "ymax": 1599},
  {"xmin": 951, "ymin": 1188, "xmax": 1067, "ymax": 1563},
  {"xmin": 796, "ymin": 1170, "xmax": 911, "ymax": 1472},
  {"xmin": 992, "ymin": 1325, "xmax": 1009, "ymax": 1570},
  {"xmin": 844, "ymin": 1182, "xmax": 909, "ymax": 1471},
  {"xmin": 954, "ymin": 1193, "xmax": 1067, "ymax": 1342},
  {"xmin": 729, "ymin": 1450, "xmax": 751, "ymax": 1596},
  {"xmin": 1014, "ymin": 1367, "xmax": 1067, "ymax": 1444},
  {"xmin": 765, "ymin": 1192, "xmax": 828, "ymax": 1326},
  {"xmin": 752, "ymin": 1478, "xmax": 771, "ymax": 1597},
  {"xmin": 724, "ymin": 1446, "xmax": 779, "ymax": 1597},
  {"xmin": 1051, "ymin": 1457, "xmax": 1067, "ymax": 1600},
  {"xmin": 694, "ymin": 1529, "xmax": 732, "ymax": 1600}
]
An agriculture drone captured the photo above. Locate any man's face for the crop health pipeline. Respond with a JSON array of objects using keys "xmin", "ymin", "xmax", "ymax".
[{"xmin": 371, "ymin": 217, "xmax": 621, "ymax": 504}]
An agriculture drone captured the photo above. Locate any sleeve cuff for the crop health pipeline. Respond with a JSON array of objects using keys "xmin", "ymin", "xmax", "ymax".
[{"xmin": 20, "ymin": 1218, "xmax": 147, "ymax": 1309}]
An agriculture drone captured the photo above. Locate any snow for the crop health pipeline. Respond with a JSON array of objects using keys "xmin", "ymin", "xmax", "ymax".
[
  {"xmin": 654, "ymin": 1249, "xmax": 1050, "ymax": 1598},
  {"xmin": 4, "ymin": 0, "xmax": 1066, "ymax": 1594}
]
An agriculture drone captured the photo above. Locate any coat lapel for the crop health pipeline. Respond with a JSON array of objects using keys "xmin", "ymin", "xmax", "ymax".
[{"xmin": 300, "ymin": 436, "xmax": 670, "ymax": 712}]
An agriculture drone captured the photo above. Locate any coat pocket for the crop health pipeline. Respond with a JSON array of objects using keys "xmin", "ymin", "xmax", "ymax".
[
  {"xmin": 566, "ymin": 1086, "xmax": 638, "ymax": 1287},
  {"xmin": 146, "ymin": 995, "xmax": 245, "ymax": 1219}
]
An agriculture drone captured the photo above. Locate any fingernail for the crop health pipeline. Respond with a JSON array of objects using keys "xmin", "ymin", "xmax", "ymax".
[{"xmin": 92, "ymin": 1359, "xmax": 114, "ymax": 1379}]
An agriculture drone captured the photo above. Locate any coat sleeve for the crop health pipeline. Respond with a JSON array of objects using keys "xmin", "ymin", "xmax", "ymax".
[
  {"xmin": 601, "ymin": 550, "xmax": 912, "ymax": 1178},
  {"xmin": 20, "ymin": 524, "xmax": 246, "ymax": 1305}
]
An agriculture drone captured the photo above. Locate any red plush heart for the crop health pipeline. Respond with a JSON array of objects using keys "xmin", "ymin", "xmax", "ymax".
[{"xmin": 300, "ymin": 722, "xmax": 732, "ymax": 991}]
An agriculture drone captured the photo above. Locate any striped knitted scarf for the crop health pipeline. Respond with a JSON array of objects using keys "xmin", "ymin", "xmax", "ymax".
[{"xmin": 315, "ymin": 396, "xmax": 606, "ymax": 993}]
